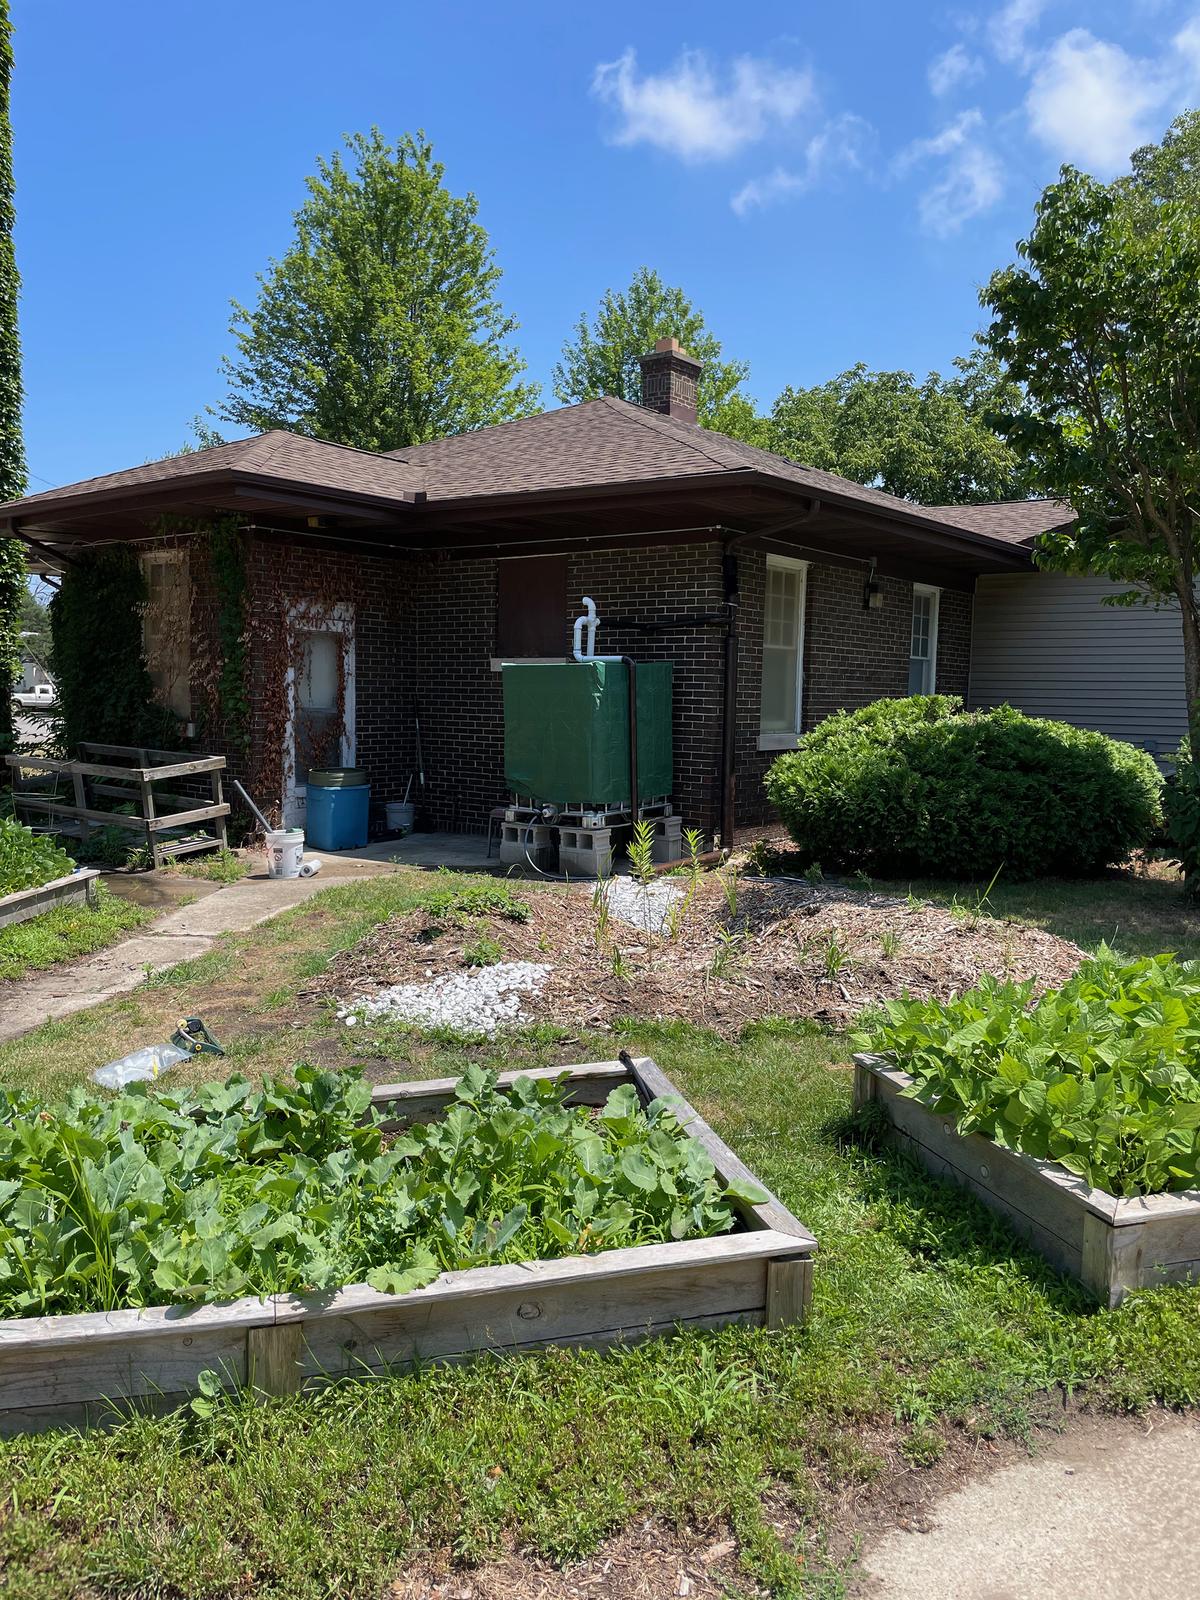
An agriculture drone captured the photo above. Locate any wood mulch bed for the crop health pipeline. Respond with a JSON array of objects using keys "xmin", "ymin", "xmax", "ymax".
[{"xmin": 311, "ymin": 869, "xmax": 1083, "ymax": 1036}]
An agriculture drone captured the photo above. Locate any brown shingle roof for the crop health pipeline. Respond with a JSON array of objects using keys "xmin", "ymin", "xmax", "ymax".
[
  {"xmin": 391, "ymin": 397, "xmax": 1068, "ymax": 549},
  {"xmin": 0, "ymin": 430, "xmax": 425, "ymax": 514},
  {"xmin": 0, "ymin": 399, "xmax": 1066, "ymax": 559},
  {"xmin": 923, "ymin": 499, "xmax": 1075, "ymax": 545}
]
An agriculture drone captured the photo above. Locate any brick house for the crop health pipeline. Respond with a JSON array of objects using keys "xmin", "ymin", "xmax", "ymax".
[{"xmin": 2, "ymin": 341, "xmax": 1062, "ymax": 843}]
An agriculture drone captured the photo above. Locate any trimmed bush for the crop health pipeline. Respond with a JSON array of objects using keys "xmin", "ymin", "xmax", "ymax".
[{"xmin": 764, "ymin": 695, "xmax": 1162, "ymax": 879}]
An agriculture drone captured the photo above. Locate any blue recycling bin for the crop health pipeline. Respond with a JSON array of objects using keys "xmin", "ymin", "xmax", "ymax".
[{"xmin": 305, "ymin": 769, "xmax": 370, "ymax": 849}]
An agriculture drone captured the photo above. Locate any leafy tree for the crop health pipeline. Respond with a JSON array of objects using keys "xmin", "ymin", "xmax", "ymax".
[
  {"xmin": 981, "ymin": 119, "xmax": 1200, "ymax": 888},
  {"xmin": 0, "ymin": 0, "xmax": 25, "ymax": 759},
  {"xmin": 212, "ymin": 130, "xmax": 539, "ymax": 451},
  {"xmin": 552, "ymin": 268, "xmax": 749, "ymax": 426},
  {"xmin": 765, "ymin": 356, "xmax": 1028, "ymax": 503}
]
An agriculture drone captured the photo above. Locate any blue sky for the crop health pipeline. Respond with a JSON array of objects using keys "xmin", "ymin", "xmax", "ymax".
[{"xmin": 13, "ymin": 0, "xmax": 1200, "ymax": 490}]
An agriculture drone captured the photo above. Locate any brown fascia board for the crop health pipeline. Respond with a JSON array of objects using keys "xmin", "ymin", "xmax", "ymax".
[
  {"xmin": 0, "ymin": 467, "xmax": 425, "ymax": 536},
  {"xmin": 415, "ymin": 467, "xmax": 1033, "ymax": 567}
]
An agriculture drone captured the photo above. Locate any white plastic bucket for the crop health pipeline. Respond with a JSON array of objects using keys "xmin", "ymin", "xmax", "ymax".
[
  {"xmin": 386, "ymin": 801, "xmax": 415, "ymax": 833},
  {"xmin": 266, "ymin": 829, "xmax": 305, "ymax": 879}
]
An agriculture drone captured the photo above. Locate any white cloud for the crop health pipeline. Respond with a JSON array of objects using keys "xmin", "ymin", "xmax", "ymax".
[
  {"xmin": 928, "ymin": 43, "xmax": 984, "ymax": 97},
  {"xmin": 1024, "ymin": 23, "xmax": 1200, "ymax": 173},
  {"xmin": 592, "ymin": 47, "xmax": 814, "ymax": 162},
  {"xmin": 988, "ymin": 0, "xmax": 1048, "ymax": 67},
  {"xmin": 896, "ymin": 110, "xmax": 1004, "ymax": 235},
  {"xmin": 730, "ymin": 113, "xmax": 874, "ymax": 214}
]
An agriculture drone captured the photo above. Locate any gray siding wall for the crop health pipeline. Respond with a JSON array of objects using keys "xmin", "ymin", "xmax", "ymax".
[{"xmin": 969, "ymin": 571, "xmax": 1187, "ymax": 760}]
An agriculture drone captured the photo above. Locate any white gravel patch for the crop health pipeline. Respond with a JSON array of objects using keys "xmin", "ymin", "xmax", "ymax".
[
  {"xmin": 600, "ymin": 877, "xmax": 684, "ymax": 935},
  {"xmin": 337, "ymin": 960, "xmax": 551, "ymax": 1037}
]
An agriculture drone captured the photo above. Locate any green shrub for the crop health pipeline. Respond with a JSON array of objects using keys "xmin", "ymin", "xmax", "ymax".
[
  {"xmin": 0, "ymin": 816, "xmax": 73, "ymax": 897},
  {"xmin": 765, "ymin": 695, "xmax": 1162, "ymax": 879},
  {"xmin": 1164, "ymin": 739, "xmax": 1200, "ymax": 892},
  {"xmin": 856, "ymin": 953, "xmax": 1200, "ymax": 1196}
]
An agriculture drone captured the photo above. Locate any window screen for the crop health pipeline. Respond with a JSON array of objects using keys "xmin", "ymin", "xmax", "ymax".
[{"xmin": 760, "ymin": 559, "xmax": 806, "ymax": 735}]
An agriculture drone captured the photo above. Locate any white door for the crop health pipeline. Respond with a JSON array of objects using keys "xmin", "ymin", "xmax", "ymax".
[{"xmin": 284, "ymin": 602, "xmax": 356, "ymax": 828}]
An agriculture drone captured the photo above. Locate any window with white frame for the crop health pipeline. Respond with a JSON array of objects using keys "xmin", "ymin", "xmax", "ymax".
[
  {"xmin": 908, "ymin": 585, "xmax": 940, "ymax": 695},
  {"xmin": 142, "ymin": 551, "xmax": 192, "ymax": 721},
  {"xmin": 759, "ymin": 556, "xmax": 807, "ymax": 748}
]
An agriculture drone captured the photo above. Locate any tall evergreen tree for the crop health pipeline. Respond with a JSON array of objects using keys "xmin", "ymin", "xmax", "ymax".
[{"xmin": 0, "ymin": 0, "xmax": 26, "ymax": 759}]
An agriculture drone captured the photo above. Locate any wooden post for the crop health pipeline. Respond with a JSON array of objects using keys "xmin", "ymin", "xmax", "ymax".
[
  {"xmin": 211, "ymin": 766, "xmax": 228, "ymax": 850},
  {"xmin": 138, "ymin": 772, "xmax": 161, "ymax": 870},
  {"xmin": 246, "ymin": 1324, "xmax": 304, "ymax": 1399},
  {"xmin": 766, "ymin": 1257, "xmax": 813, "ymax": 1328},
  {"xmin": 1080, "ymin": 1212, "xmax": 1118, "ymax": 1307},
  {"xmin": 71, "ymin": 766, "xmax": 91, "ymax": 845},
  {"xmin": 852, "ymin": 1058, "xmax": 877, "ymax": 1111}
]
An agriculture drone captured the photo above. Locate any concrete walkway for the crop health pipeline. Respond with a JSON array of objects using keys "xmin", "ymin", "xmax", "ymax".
[
  {"xmin": 855, "ymin": 1410, "xmax": 1199, "ymax": 1599},
  {"xmin": 0, "ymin": 854, "xmax": 393, "ymax": 1045}
]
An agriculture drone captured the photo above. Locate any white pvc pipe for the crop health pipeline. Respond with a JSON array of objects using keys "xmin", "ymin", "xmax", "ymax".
[{"xmin": 572, "ymin": 595, "xmax": 620, "ymax": 662}]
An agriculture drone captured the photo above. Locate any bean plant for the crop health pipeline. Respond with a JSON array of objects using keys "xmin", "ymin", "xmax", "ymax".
[
  {"xmin": 0, "ymin": 1065, "xmax": 760, "ymax": 1319},
  {"xmin": 856, "ymin": 952, "xmax": 1200, "ymax": 1196}
]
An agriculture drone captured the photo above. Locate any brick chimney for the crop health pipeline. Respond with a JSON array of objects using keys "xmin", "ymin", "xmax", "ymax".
[{"xmin": 638, "ymin": 336, "xmax": 702, "ymax": 424}]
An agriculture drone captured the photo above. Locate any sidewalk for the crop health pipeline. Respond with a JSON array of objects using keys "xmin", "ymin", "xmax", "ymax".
[
  {"xmin": 0, "ymin": 854, "xmax": 394, "ymax": 1045},
  {"xmin": 854, "ymin": 1409, "xmax": 1199, "ymax": 1599}
]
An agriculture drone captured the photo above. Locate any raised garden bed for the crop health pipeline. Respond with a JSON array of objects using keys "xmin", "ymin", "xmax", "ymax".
[
  {"xmin": 0, "ymin": 1056, "xmax": 815, "ymax": 1434},
  {"xmin": 854, "ymin": 1054, "xmax": 1200, "ymax": 1306},
  {"xmin": 0, "ymin": 867, "xmax": 100, "ymax": 931}
]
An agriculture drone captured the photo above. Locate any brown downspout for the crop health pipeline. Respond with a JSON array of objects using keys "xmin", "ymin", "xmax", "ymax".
[{"xmin": 719, "ymin": 501, "xmax": 822, "ymax": 849}]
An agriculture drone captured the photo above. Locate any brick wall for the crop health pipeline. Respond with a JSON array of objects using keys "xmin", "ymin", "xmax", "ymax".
[
  {"xmin": 182, "ymin": 530, "xmax": 977, "ymax": 839},
  {"xmin": 206, "ymin": 536, "xmax": 415, "ymax": 826}
]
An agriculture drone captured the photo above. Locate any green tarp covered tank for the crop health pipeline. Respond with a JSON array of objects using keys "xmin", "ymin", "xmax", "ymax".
[{"xmin": 502, "ymin": 660, "xmax": 673, "ymax": 806}]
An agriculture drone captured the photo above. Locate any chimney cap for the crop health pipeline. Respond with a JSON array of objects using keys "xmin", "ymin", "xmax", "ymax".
[{"xmin": 644, "ymin": 335, "xmax": 701, "ymax": 368}]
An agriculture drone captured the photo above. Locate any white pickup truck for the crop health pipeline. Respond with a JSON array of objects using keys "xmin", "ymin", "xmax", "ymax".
[{"xmin": 12, "ymin": 681, "xmax": 56, "ymax": 709}]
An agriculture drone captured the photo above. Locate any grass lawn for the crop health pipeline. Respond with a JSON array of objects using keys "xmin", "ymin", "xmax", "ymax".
[
  {"xmin": 0, "ymin": 869, "xmax": 1197, "ymax": 1599},
  {"xmin": 167, "ymin": 846, "xmax": 249, "ymax": 884},
  {"xmin": 874, "ymin": 858, "xmax": 1200, "ymax": 963},
  {"xmin": 0, "ymin": 883, "xmax": 153, "ymax": 982}
]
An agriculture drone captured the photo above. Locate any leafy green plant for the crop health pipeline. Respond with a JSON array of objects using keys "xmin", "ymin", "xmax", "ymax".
[
  {"xmin": 627, "ymin": 819, "xmax": 655, "ymax": 886},
  {"xmin": 765, "ymin": 695, "xmax": 1163, "ymax": 879},
  {"xmin": 880, "ymin": 929, "xmax": 901, "ymax": 960},
  {"xmin": 710, "ymin": 926, "xmax": 745, "ymax": 980},
  {"xmin": 462, "ymin": 930, "xmax": 502, "ymax": 967},
  {"xmin": 0, "ymin": 1064, "xmax": 754, "ymax": 1319},
  {"xmin": 169, "ymin": 847, "xmax": 246, "ymax": 884},
  {"xmin": 1165, "ymin": 740, "xmax": 1200, "ymax": 887},
  {"xmin": 804, "ymin": 862, "xmax": 824, "ymax": 886},
  {"xmin": 819, "ymin": 933, "xmax": 853, "ymax": 980},
  {"xmin": 423, "ymin": 874, "xmax": 530, "ymax": 926},
  {"xmin": 856, "ymin": 952, "xmax": 1200, "ymax": 1195},
  {"xmin": 0, "ymin": 817, "xmax": 72, "ymax": 896}
]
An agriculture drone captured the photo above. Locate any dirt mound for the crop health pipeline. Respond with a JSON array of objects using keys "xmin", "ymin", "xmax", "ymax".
[{"xmin": 313, "ymin": 874, "xmax": 1084, "ymax": 1036}]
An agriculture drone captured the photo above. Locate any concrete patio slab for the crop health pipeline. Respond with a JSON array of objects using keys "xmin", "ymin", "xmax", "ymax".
[{"xmin": 323, "ymin": 831, "xmax": 496, "ymax": 871}]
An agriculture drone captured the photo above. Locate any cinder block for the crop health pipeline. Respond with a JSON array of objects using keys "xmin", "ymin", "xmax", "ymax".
[
  {"xmin": 558, "ymin": 826, "xmax": 616, "ymax": 878},
  {"xmin": 499, "ymin": 823, "xmax": 556, "ymax": 871},
  {"xmin": 651, "ymin": 816, "xmax": 684, "ymax": 863}
]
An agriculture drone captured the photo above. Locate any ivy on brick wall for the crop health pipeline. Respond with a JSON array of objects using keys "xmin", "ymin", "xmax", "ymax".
[
  {"xmin": 0, "ymin": 3, "xmax": 27, "ymax": 762},
  {"xmin": 207, "ymin": 517, "xmax": 250, "ymax": 750},
  {"xmin": 49, "ymin": 546, "xmax": 178, "ymax": 753}
]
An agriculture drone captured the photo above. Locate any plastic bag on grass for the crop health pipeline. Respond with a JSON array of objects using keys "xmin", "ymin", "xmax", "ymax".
[{"xmin": 94, "ymin": 1016, "xmax": 224, "ymax": 1090}]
